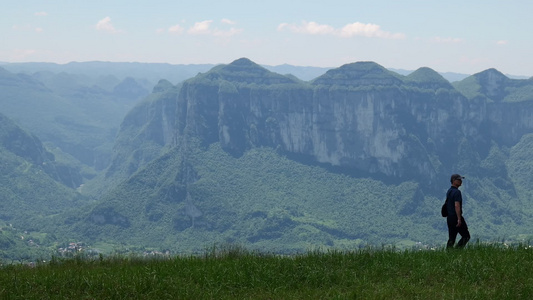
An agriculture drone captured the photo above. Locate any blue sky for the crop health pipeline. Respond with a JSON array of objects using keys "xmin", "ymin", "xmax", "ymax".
[{"xmin": 1, "ymin": 0, "xmax": 532, "ymax": 76}]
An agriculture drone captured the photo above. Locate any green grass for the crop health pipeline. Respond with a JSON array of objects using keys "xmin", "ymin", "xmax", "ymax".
[{"xmin": 1, "ymin": 243, "xmax": 532, "ymax": 299}]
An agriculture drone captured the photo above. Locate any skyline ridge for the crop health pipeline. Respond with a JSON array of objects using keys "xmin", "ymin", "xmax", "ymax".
[{"xmin": 1, "ymin": 58, "xmax": 530, "ymax": 82}]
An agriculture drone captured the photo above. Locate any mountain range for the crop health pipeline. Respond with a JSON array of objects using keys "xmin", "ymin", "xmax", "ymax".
[
  {"xmin": 8, "ymin": 60, "xmax": 530, "ymax": 85},
  {"xmin": 1, "ymin": 58, "xmax": 533, "ymax": 257}
]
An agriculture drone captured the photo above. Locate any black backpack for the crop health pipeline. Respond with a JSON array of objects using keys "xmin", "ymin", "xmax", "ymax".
[
  {"xmin": 441, "ymin": 189, "xmax": 451, "ymax": 217},
  {"xmin": 442, "ymin": 188, "xmax": 456, "ymax": 217}
]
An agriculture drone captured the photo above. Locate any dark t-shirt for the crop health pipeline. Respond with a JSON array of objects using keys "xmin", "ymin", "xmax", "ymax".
[{"xmin": 446, "ymin": 186, "xmax": 463, "ymax": 218}]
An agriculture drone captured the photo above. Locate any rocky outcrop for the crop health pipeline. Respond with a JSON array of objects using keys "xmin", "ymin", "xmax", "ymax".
[
  {"xmin": 105, "ymin": 83, "xmax": 179, "ymax": 178},
  {"xmin": 474, "ymin": 68, "xmax": 509, "ymax": 101}
]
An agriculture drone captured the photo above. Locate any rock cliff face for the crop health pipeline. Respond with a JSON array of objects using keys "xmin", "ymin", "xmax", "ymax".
[{"xmin": 110, "ymin": 58, "xmax": 533, "ymax": 188}]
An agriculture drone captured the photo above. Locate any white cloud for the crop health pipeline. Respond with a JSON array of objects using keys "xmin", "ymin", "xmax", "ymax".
[
  {"xmin": 278, "ymin": 21, "xmax": 405, "ymax": 39},
  {"xmin": 340, "ymin": 22, "xmax": 405, "ymax": 39},
  {"xmin": 163, "ymin": 19, "xmax": 242, "ymax": 37},
  {"xmin": 221, "ymin": 18, "xmax": 236, "ymax": 25},
  {"xmin": 188, "ymin": 20, "xmax": 213, "ymax": 35},
  {"xmin": 432, "ymin": 36, "xmax": 463, "ymax": 43},
  {"xmin": 34, "ymin": 12, "xmax": 48, "ymax": 17},
  {"xmin": 168, "ymin": 24, "xmax": 184, "ymax": 34},
  {"xmin": 496, "ymin": 40, "xmax": 508, "ymax": 45},
  {"xmin": 35, "ymin": 27, "xmax": 43, "ymax": 33},
  {"xmin": 278, "ymin": 21, "xmax": 334, "ymax": 35},
  {"xmin": 215, "ymin": 19, "xmax": 242, "ymax": 37},
  {"xmin": 96, "ymin": 17, "xmax": 121, "ymax": 34}
]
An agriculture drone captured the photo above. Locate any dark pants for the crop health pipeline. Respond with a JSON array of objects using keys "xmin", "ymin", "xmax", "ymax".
[{"xmin": 447, "ymin": 216, "xmax": 470, "ymax": 249}]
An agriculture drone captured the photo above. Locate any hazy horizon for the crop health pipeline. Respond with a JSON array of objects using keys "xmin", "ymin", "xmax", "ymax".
[{"xmin": 2, "ymin": 0, "xmax": 533, "ymax": 77}]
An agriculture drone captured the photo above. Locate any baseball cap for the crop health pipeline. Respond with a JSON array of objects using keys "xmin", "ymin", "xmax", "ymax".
[{"xmin": 450, "ymin": 174, "xmax": 465, "ymax": 183}]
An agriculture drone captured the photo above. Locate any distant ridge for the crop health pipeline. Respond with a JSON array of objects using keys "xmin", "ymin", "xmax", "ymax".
[{"xmin": 1, "ymin": 61, "xmax": 529, "ymax": 84}]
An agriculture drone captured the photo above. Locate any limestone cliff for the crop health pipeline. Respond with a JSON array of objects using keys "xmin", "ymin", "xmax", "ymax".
[{"xmin": 109, "ymin": 58, "xmax": 533, "ymax": 188}]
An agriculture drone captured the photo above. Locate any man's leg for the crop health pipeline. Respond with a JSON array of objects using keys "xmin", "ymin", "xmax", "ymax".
[
  {"xmin": 456, "ymin": 217, "xmax": 470, "ymax": 248},
  {"xmin": 447, "ymin": 217, "xmax": 458, "ymax": 249}
]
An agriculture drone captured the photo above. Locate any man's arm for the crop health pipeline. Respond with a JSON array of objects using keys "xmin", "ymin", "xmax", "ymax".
[{"xmin": 455, "ymin": 201, "xmax": 462, "ymax": 227}]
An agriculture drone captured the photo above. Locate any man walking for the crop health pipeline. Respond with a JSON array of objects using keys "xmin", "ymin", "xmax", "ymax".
[{"xmin": 446, "ymin": 174, "xmax": 470, "ymax": 249}]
